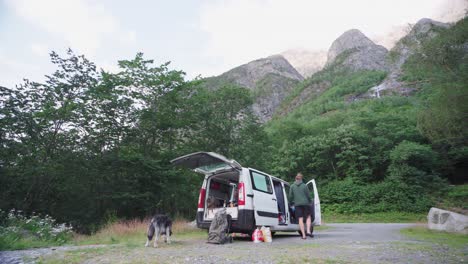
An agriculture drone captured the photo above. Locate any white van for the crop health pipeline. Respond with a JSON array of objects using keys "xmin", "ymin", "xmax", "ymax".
[{"xmin": 171, "ymin": 152, "xmax": 321, "ymax": 235}]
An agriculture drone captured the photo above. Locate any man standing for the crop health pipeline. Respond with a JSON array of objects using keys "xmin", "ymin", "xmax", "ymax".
[{"xmin": 289, "ymin": 173, "xmax": 313, "ymax": 239}]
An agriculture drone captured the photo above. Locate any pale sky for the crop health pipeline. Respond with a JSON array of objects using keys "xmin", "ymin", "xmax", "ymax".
[{"xmin": 0, "ymin": 0, "xmax": 466, "ymax": 87}]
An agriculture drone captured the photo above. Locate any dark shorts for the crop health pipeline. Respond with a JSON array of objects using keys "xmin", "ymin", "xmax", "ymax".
[{"xmin": 295, "ymin": 205, "xmax": 311, "ymax": 218}]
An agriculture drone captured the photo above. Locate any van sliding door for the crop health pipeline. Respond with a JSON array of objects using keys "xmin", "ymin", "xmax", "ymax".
[{"xmin": 250, "ymin": 170, "xmax": 279, "ymax": 226}]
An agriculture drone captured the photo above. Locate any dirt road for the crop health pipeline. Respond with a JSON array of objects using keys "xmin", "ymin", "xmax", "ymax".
[{"xmin": 1, "ymin": 223, "xmax": 466, "ymax": 263}]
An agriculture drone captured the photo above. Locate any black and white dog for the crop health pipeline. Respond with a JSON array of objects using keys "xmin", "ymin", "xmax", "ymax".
[{"xmin": 145, "ymin": 214, "xmax": 173, "ymax": 248}]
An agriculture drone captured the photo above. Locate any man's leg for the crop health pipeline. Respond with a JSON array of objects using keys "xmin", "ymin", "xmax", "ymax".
[
  {"xmin": 306, "ymin": 215, "xmax": 312, "ymax": 236},
  {"xmin": 298, "ymin": 216, "xmax": 306, "ymax": 238}
]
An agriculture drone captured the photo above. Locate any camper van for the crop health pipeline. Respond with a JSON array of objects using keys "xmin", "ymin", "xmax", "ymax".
[{"xmin": 171, "ymin": 152, "xmax": 321, "ymax": 235}]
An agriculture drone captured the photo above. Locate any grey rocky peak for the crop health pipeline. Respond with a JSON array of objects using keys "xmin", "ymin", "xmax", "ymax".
[
  {"xmin": 390, "ymin": 18, "xmax": 450, "ymax": 69},
  {"xmin": 281, "ymin": 49, "xmax": 327, "ymax": 78},
  {"xmin": 367, "ymin": 18, "xmax": 451, "ymax": 98},
  {"xmin": 412, "ymin": 18, "xmax": 451, "ymax": 36},
  {"xmin": 204, "ymin": 55, "xmax": 303, "ymax": 123},
  {"xmin": 216, "ymin": 54, "xmax": 303, "ymax": 90},
  {"xmin": 325, "ymin": 29, "xmax": 389, "ymax": 71},
  {"xmin": 327, "ymin": 29, "xmax": 375, "ymax": 63}
]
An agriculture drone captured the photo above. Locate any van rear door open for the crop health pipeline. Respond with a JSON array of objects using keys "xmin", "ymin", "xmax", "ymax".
[
  {"xmin": 170, "ymin": 152, "xmax": 241, "ymax": 174},
  {"xmin": 306, "ymin": 179, "xmax": 321, "ymax": 226}
]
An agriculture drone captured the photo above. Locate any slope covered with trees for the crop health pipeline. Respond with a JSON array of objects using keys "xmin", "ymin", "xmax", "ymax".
[{"xmin": 266, "ymin": 17, "xmax": 468, "ymax": 214}]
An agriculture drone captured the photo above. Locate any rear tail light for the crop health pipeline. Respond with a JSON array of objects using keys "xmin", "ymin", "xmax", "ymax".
[
  {"xmin": 238, "ymin": 182, "xmax": 245, "ymax": 206},
  {"xmin": 198, "ymin": 188, "xmax": 206, "ymax": 209}
]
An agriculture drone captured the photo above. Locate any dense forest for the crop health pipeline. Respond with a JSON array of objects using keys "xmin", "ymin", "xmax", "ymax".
[{"xmin": 1, "ymin": 18, "xmax": 467, "ymax": 233}]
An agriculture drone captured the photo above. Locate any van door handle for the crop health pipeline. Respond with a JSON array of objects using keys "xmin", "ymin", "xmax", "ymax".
[
  {"xmin": 247, "ymin": 194, "xmax": 254, "ymax": 198},
  {"xmin": 272, "ymin": 198, "xmax": 277, "ymax": 201}
]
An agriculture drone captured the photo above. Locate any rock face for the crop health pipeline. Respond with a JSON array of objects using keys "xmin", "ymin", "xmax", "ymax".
[
  {"xmin": 207, "ymin": 55, "xmax": 303, "ymax": 89},
  {"xmin": 427, "ymin": 207, "xmax": 468, "ymax": 234},
  {"xmin": 204, "ymin": 55, "xmax": 303, "ymax": 122},
  {"xmin": 325, "ymin": 29, "xmax": 389, "ymax": 71},
  {"xmin": 367, "ymin": 18, "xmax": 450, "ymax": 98},
  {"xmin": 390, "ymin": 18, "xmax": 450, "ymax": 69},
  {"xmin": 281, "ymin": 49, "xmax": 327, "ymax": 78}
]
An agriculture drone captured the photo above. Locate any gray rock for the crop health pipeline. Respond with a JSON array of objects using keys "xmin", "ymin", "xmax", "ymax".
[
  {"xmin": 325, "ymin": 29, "xmax": 389, "ymax": 71},
  {"xmin": 204, "ymin": 55, "xmax": 303, "ymax": 122},
  {"xmin": 427, "ymin": 207, "xmax": 468, "ymax": 234},
  {"xmin": 367, "ymin": 18, "xmax": 451, "ymax": 97},
  {"xmin": 390, "ymin": 18, "xmax": 450, "ymax": 70},
  {"xmin": 207, "ymin": 55, "xmax": 303, "ymax": 90}
]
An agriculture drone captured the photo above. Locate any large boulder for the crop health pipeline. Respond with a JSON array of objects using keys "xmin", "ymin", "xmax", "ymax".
[{"xmin": 427, "ymin": 207, "xmax": 468, "ymax": 234}]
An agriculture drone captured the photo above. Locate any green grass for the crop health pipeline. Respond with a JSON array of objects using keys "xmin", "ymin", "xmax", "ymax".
[
  {"xmin": 323, "ymin": 212, "xmax": 427, "ymax": 223},
  {"xmin": 0, "ymin": 236, "xmax": 68, "ymax": 251},
  {"xmin": 73, "ymin": 218, "xmax": 205, "ymax": 247},
  {"xmin": 37, "ymin": 247, "xmax": 110, "ymax": 264},
  {"xmin": 313, "ymin": 225, "xmax": 333, "ymax": 231},
  {"xmin": 400, "ymin": 226, "xmax": 468, "ymax": 248}
]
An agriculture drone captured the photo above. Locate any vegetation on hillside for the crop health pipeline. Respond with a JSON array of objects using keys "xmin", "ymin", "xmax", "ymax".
[{"xmin": 266, "ymin": 17, "xmax": 468, "ymax": 214}]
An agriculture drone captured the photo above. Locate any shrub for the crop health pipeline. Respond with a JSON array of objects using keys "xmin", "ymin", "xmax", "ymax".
[
  {"xmin": 320, "ymin": 178, "xmax": 434, "ymax": 214},
  {"xmin": 0, "ymin": 209, "xmax": 73, "ymax": 250}
]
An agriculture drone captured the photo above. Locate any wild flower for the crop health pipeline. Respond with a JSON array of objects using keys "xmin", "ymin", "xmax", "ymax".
[{"xmin": 0, "ymin": 209, "xmax": 72, "ymax": 246}]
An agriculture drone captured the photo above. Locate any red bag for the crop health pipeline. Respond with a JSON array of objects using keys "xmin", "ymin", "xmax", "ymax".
[{"xmin": 252, "ymin": 228, "xmax": 264, "ymax": 243}]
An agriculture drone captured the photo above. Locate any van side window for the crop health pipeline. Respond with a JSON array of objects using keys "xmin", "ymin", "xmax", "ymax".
[{"xmin": 250, "ymin": 171, "xmax": 273, "ymax": 194}]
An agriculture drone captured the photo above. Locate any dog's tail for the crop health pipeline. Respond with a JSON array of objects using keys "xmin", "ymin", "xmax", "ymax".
[{"xmin": 147, "ymin": 221, "xmax": 155, "ymax": 240}]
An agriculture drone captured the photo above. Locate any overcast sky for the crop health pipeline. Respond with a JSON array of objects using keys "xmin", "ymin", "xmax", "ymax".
[{"xmin": 1, "ymin": 0, "xmax": 466, "ymax": 87}]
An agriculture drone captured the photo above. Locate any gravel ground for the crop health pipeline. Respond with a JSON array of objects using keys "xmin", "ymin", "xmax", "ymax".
[{"xmin": 1, "ymin": 223, "xmax": 466, "ymax": 264}]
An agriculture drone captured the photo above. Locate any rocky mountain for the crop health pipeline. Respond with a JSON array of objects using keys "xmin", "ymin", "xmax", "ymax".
[
  {"xmin": 203, "ymin": 17, "xmax": 459, "ymax": 122},
  {"xmin": 280, "ymin": 49, "xmax": 327, "ymax": 78},
  {"xmin": 325, "ymin": 29, "xmax": 389, "ymax": 71},
  {"xmin": 204, "ymin": 55, "xmax": 303, "ymax": 122},
  {"xmin": 276, "ymin": 29, "xmax": 393, "ymax": 116},
  {"xmin": 367, "ymin": 18, "xmax": 450, "ymax": 97}
]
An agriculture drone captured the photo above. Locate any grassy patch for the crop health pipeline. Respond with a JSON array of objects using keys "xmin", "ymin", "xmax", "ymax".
[
  {"xmin": 0, "ymin": 210, "xmax": 73, "ymax": 251},
  {"xmin": 74, "ymin": 218, "xmax": 204, "ymax": 247},
  {"xmin": 323, "ymin": 212, "xmax": 426, "ymax": 223},
  {"xmin": 314, "ymin": 225, "xmax": 333, "ymax": 231},
  {"xmin": 37, "ymin": 247, "xmax": 110, "ymax": 264},
  {"xmin": 0, "ymin": 236, "xmax": 66, "ymax": 251},
  {"xmin": 400, "ymin": 226, "xmax": 468, "ymax": 248}
]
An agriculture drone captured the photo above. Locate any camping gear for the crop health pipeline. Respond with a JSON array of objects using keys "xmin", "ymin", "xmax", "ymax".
[
  {"xmin": 207, "ymin": 208, "xmax": 232, "ymax": 244},
  {"xmin": 261, "ymin": 226, "xmax": 272, "ymax": 243},
  {"xmin": 252, "ymin": 227, "xmax": 264, "ymax": 243}
]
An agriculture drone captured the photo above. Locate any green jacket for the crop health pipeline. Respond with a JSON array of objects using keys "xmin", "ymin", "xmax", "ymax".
[{"xmin": 289, "ymin": 181, "xmax": 311, "ymax": 206}]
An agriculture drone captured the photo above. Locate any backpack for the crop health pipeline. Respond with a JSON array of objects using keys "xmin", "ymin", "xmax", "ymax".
[{"xmin": 207, "ymin": 208, "xmax": 232, "ymax": 244}]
